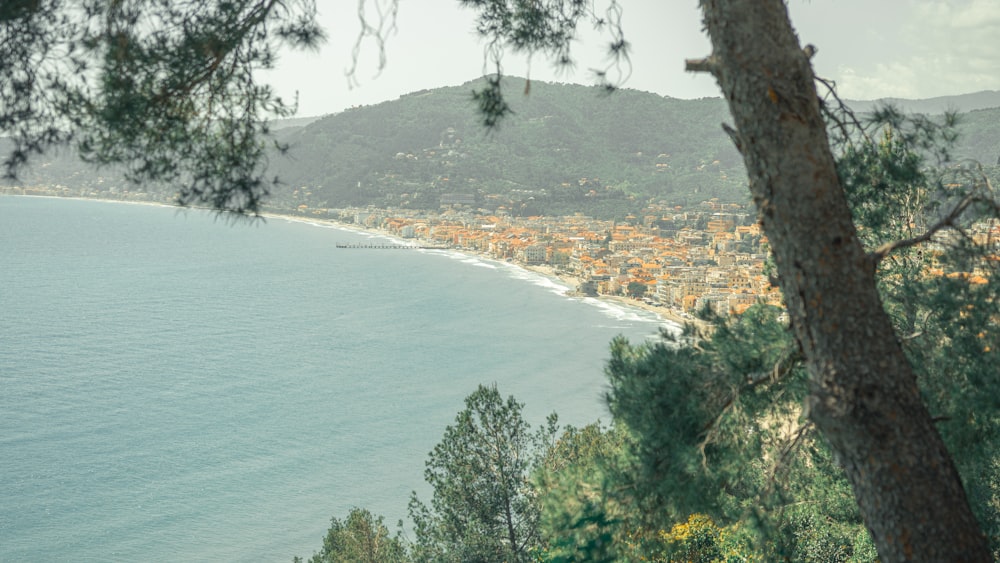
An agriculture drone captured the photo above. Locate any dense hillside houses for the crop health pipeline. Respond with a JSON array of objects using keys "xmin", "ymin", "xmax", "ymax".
[
  {"xmin": 329, "ymin": 202, "xmax": 783, "ymax": 317},
  {"xmin": 325, "ymin": 200, "xmax": 999, "ymax": 320}
]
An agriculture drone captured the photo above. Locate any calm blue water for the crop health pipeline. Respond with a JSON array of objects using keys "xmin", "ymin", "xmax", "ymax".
[{"xmin": 0, "ymin": 196, "xmax": 670, "ymax": 562}]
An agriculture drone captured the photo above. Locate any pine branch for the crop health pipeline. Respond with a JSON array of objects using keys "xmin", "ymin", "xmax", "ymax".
[
  {"xmin": 684, "ymin": 55, "xmax": 717, "ymax": 74},
  {"xmin": 814, "ymin": 74, "xmax": 870, "ymax": 148},
  {"xmin": 869, "ymin": 192, "xmax": 976, "ymax": 265}
]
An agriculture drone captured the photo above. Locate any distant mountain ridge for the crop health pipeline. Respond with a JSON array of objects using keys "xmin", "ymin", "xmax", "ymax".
[
  {"xmin": 277, "ymin": 88, "xmax": 1000, "ymax": 127},
  {"xmin": 7, "ymin": 78, "xmax": 1000, "ymax": 217},
  {"xmin": 844, "ymin": 90, "xmax": 1000, "ymax": 115}
]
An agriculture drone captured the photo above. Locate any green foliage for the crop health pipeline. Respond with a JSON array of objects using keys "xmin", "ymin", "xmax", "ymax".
[
  {"xmin": 608, "ymin": 305, "xmax": 803, "ymax": 518},
  {"xmin": 408, "ymin": 384, "xmax": 557, "ymax": 563},
  {"xmin": 456, "ymin": 0, "xmax": 630, "ymax": 128},
  {"xmin": 604, "ymin": 306, "xmax": 879, "ymax": 560},
  {"xmin": 835, "ymin": 109, "xmax": 1000, "ymax": 555},
  {"xmin": 1, "ymin": 0, "xmax": 324, "ymax": 215},
  {"xmin": 838, "ymin": 129, "xmax": 926, "ymax": 248},
  {"xmin": 899, "ymin": 235, "xmax": 1000, "ymax": 558},
  {"xmin": 659, "ymin": 514, "xmax": 737, "ymax": 563},
  {"xmin": 472, "ymin": 75, "xmax": 513, "ymax": 129},
  {"xmin": 530, "ymin": 303, "xmax": 867, "ymax": 561},
  {"xmin": 0, "ymin": 0, "xmax": 81, "ymax": 176},
  {"xmin": 533, "ymin": 422, "xmax": 641, "ymax": 562},
  {"xmin": 626, "ymin": 281, "xmax": 647, "ymax": 299},
  {"xmin": 301, "ymin": 507, "xmax": 409, "ymax": 563}
]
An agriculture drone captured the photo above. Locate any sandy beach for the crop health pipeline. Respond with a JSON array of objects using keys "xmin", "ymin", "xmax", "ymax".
[
  {"xmin": 258, "ymin": 210, "xmax": 693, "ymax": 329},
  {"xmin": 520, "ymin": 263, "xmax": 689, "ymax": 328}
]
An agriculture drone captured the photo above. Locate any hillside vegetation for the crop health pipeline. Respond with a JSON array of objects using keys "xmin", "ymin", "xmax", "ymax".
[
  {"xmin": 268, "ymin": 78, "xmax": 745, "ymax": 213},
  {"xmin": 6, "ymin": 77, "xmax": 1000, "ymax": 218}
]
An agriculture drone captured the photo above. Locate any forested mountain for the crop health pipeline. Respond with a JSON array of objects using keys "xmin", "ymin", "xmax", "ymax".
[
  {"xmin": 845, "ymin": 89, "xmax": 1000, "ymax": 116},
  {"xmin": 6, "ymin": 77, "xmax": 1000, "ymax": 217},
  {"xmin": 267, "ymin": 77, "xmax": 746, "ymax": 213},
  {"xmin": 264, "ymin": 79, "xmax": 1000, "ymax": 214}
]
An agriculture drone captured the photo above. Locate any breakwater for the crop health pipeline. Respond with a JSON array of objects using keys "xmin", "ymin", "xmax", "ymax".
[{"xmin": 335, "ymin": 242, "xmax": 448, "ymax": 250}]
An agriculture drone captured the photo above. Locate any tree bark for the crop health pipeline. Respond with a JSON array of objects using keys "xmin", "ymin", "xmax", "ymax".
[{"xmin": 695, "ymin": 0, "xmax": 990, "ymax": 560}]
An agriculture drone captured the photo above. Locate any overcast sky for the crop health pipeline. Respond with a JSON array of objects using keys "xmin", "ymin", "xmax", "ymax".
[{"xmin": 261, "ymin": 0, "xmax": 1000, "ymax": 117}]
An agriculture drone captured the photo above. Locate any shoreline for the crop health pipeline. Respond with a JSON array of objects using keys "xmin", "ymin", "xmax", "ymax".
[
  {"xmin": 260, "ymin": 211, "xmax": 689, "ymax": 332},
  {"xmin": 519, "ymin": 263, "xmax": 689, "ymax": 329},
  {"xmin": 5, "ymin": 194, "xmax": 690, "ymax": 331}
]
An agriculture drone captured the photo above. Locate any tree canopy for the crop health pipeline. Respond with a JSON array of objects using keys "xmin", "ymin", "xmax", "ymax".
[
  {"xmin": 407, "ymin": 384, "xmax": 557, "ymax": 562},
  {"xmin": 298, "ymin": 507, "xmax": 407, "ymax": 563},
  {"xmin": 2, "ymin": 0, "xmax": 324, "ymax": 214}
]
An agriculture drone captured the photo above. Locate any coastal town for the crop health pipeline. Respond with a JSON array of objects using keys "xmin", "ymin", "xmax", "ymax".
[
  {"xmin": 325, "ymin": 200, "xmax": 1000, "ymax": 327},
  {"xmin": 322, "ymin": 199, "xmax": 782, "ymax": 322}
]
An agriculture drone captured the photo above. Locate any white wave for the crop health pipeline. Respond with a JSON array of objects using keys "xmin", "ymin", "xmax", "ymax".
[
  {"xmin": 499, "ymin": 264, "xmax": 573, "ymax": 296},
  {"xmin": 417, "ymin": 248, "xmax": 452, "ymax": 257},
  {"xmin": 282, "ymin": 217, "xmax": 368, "ymax": 236},
  {"xmin": 295, "ymin": 220, "xmax": 409, "ymax": 245},
  {"xmin": 578, "ymin": 297, "xmax": 677, "ymax": 328}
]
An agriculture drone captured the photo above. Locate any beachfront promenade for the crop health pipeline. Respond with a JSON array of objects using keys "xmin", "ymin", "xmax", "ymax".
[
  {"xmin": 334, "ymin": 242, "xmax": 447, "ymax": 250},
  {"xmin": 318, "ymin": 204, "xmax": 783, "ymax": 320}
]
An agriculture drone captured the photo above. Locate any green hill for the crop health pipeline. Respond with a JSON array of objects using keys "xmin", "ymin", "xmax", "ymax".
[
  {"xmin": 266, "ymin": 77, "xmax": 746, "ymax": 215},
  {"xmin": 5, "ymin": 78, "xmax": 1000, "ymax": 218}
]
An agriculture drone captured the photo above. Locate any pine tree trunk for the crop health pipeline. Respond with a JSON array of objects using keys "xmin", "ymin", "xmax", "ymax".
[{"xmin": 696, "ymin": 0, "xmax": 990, "ymax": 560}]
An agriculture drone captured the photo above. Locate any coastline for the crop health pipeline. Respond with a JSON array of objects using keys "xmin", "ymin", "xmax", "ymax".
[
  {"xmin": 260, "ymin": 210, "xmax": 688, "ymax": 332},
  {"xmin": 4, "ymin": 194, "xmax": 689, "ymax": 331},
  {"xmin": 520, "ymin": 263, "xmax": 689, "ymax": 329}
]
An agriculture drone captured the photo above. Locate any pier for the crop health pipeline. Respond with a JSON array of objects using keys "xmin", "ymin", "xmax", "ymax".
[{"xmin": 335, "ymin": 242, "xmax": 448, "ymax": 250}]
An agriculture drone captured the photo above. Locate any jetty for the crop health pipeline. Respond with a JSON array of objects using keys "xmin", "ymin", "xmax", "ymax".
[{"xmin": 335, "ymin": 242, "xmax": 448, "ymax": 250}]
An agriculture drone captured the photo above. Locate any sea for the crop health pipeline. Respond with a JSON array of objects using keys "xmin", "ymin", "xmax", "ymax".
[{"xmin": 0, "ymin": 196, "xmax": 673, "ymax": 562}]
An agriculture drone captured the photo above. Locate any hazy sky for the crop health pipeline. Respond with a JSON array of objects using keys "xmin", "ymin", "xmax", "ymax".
[{"xmin": 262, "ymin": 0, "xmax": 1000, "ymax": 117}]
